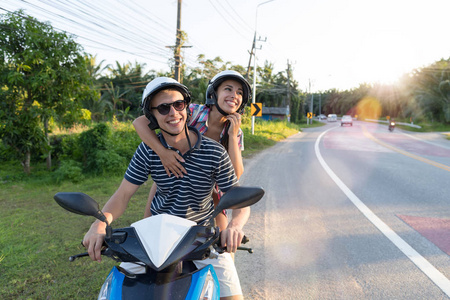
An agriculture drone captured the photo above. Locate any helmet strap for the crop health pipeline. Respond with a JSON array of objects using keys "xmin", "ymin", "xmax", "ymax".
[
  {"xmin": 160, "ymin": 122, "xmax": 192, "ymax": 154},
  {"xmin": 212, "ymin": 92, "xmax": 229, "ymax": 116},
  {"xmin": 161, "ymin": 123, "xmax": 192, "ymax": 154},
  {"xmin": 185, "ymin": 124, "xmax": 192, "ymax": 151}
]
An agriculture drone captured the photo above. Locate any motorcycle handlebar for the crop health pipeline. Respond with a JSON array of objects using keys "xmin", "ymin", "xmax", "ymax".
[
  {"xmin": 215, "ymin": 235, "xmax": 253, "ymax": 254},
  {"xmin": 70, "ymin": 235, "xmax": 253, "ymax": 262}
]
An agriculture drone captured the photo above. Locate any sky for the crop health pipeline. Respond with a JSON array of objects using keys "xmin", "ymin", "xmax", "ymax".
[{"xmin": 2, "ymin": 0, "xmax": 450, "ymax": 92}]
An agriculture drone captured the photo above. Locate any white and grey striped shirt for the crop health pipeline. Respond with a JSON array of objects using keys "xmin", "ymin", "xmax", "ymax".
[{"xmin": 124, "ymin": 127, "xmax": 238, "ymax": 225}]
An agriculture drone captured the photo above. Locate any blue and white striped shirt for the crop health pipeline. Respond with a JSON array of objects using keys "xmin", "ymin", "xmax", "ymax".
[{"xmin": 124, "ymin": 127, "xmax": 238, "ymax": 225}]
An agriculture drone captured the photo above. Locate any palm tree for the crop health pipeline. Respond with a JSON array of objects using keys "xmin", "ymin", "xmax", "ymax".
[{"xmin": 104, "ymin": 82, "xmax": 130, "ymax": 119}]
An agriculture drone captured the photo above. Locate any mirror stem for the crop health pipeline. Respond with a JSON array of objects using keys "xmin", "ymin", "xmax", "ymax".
[
  {"xmin": 95, "ymin": 210, "xmax": 112, "ymax": 239},
  {"xmin": 105, "ymin": 225, "xmax": 112, "ymax": 239}
]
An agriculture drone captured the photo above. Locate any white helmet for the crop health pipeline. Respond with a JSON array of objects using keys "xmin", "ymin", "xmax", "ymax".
[
  {"xmin": 205, "ymin": 70, "xmax": 252, "ymax": 115},
  {"xmin": 141, "ymin": 77, "xmax": 191, "ymax": 130}
]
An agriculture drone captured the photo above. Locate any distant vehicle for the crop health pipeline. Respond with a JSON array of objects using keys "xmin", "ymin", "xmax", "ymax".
[
  {"xmin": 327, "ymin": 114, "xmax": 337, "ymax": 122},
  {"xmin": 341, "ymin": 115, "xmax": 353, "ymax": 126},
  {"xmin": 319, "ymin": 114, "xmax": 327, "ymax": 120},
  {"xmin": 388, "ymin": 120, "xmax": 396, "ymax": 132}
]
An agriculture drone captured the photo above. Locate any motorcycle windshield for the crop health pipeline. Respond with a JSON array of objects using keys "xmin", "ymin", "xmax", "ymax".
[{"xmin": 131, "ymin": 214, "xmax": 196, "ymax": 268}]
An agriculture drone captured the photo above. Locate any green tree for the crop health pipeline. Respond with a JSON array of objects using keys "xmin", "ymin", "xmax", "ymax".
[
  {"xmin": 183, "ymin": 55, "xmax": 237, "ymax": 104},
  {"xmin": 98, "ymin": 61, "xmax": 153, "ymax": 120},
  {"xmin": 407, "ymin": 59, "xmax": 450, "ymax": 123},
  {"xmin": 82, "ymin": 55, "xmax": 108, "ymax": 121},
  {"xmin": 0, "ymin": 11, "xmax": 94, "ymax": 173}
]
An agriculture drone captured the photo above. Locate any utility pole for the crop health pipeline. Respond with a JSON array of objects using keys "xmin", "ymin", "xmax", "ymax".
[
  {"xmin": 251, "ymin": 0, "xmax": 274, "ymax": 135},
  {"xmin": 246, "ymin": 33, "xmax": 256, "ymax": 81},
  {"xmin": 166, "ymin": 0, "xmax": 191, "ymax": 83},
  {"xmin": 174, "ymin": 0, "xmax": 182, "ymax": 82},
  {"xmin": 286, "ymin": 59, "xmax": 291, "ymax": 122},
  {"xmin": 308, "ymin": 79, "xmax": 314, "ymax": 125},
  {"xmin": 250, "ymin": 35, "xmax": 266, "ymax": 135},
  {"xmin": 319, "ymin": 93, "xmax": 322, "ymax": 116}
]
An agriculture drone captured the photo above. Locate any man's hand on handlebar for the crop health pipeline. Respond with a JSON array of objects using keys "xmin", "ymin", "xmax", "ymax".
[
  {"xmin": 219, "ymin": 226, "xmax": 245, "ymax": 253},
  {"xmin": 82, "ymin": 220, "xmax": 106, "ymax": 262}
]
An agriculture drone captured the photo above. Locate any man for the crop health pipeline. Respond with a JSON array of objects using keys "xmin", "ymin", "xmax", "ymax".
[{"xmin": 83, "ymin": 77, "xmax": 249, "ymax": 299}]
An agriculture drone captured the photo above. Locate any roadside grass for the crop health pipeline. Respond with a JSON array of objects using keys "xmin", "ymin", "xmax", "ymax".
[
  {"xmin": 0, "ymin": 175, "xmax": 153, "ymax": 299},
  {"xmin": 363, "ymin": 118, "xmax": 450, "ymax": 138},
  {"xmin": 241, "ymin": 118, "xmax": 323, "ymax": 157},
  {"xmin": 397, "ymin": 123, "xmax": 450, "ymax": 142},
  {"xmin": 397, "ymin": 122, "xmax": 450, "ymax": 133},
  {"xmin": 372, "ymin": 117, "xmax": 450, "ymax": 133},
  {"xmin": 0, "ymin": 119, "xmax": 302, "ymax": 299}
]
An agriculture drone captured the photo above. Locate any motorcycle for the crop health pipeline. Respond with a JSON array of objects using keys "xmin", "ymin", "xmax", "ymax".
[
  {"xmin": 388, "ymin": 121, "xmax": 396, "ymax": 132},
  {"xmin": 54, "ymin": 186, "xmax": 264, "ymax": 300}
]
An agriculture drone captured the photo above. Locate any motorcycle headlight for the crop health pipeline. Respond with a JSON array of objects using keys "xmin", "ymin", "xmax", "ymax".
[
  {"xmin": 98, "ymin": 267, "xmax": 124, "ymax": 300},
  {"xmin": 199, "ymin": 270, "xmax": 217, "ymax": 300},
  {"xmin": 98, "ymin": 271, "xmax": 114, "ymax": 300}
]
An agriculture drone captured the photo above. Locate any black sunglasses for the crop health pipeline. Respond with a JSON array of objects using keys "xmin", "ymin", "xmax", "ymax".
[{"xmin": 151, "ymin": 100, "xmax": 187, "ymax": 115}]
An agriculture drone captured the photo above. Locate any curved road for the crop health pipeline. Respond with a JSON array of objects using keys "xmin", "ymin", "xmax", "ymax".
[{"xmin": 236, "ymin": 121, "xmax": 450, "ymax": 299}]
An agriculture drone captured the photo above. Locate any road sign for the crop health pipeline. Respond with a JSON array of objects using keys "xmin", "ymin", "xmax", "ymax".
[
  {"xmin": 251, "ymin": 103, "xmax": 262, "ymax": 117},
  {"xmin": 307, "ymin": 112, "xmax": 312, "ymax": 119}
]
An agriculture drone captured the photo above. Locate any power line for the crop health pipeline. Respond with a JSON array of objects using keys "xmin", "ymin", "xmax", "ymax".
[
  {"xmin": 35, "ymin": 0, "xmax": 171, "ymax": 56},
  {"xmin": 207, "ymin": 0, "xmax": 250, "ymax": 41},
  {"xmin": 2, "ymin": 1, "xmax": 174, "ymax": 65},
  {"xmin": 1, "ymin": 0, "xmax": 256, "ymax": 72},
  {"xmin": 223, "ymin": 0, "xmax": 254, "ymax": 33},
  {"xmin": 1, "ymin": 7, "xmax": 170, "ymax": 65}
]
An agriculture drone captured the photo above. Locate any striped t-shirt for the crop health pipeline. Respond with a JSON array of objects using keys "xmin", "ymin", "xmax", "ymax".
[{"xmin": 124, "ymin": 126, "xmax": 238, "ymax": 225}]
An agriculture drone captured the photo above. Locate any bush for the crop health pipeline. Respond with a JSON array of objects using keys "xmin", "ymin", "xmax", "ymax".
[
  {"xmin": 52, "ymin": 159, "xmax": 84, "ymax": 183},
  {"xmin": 50, "ymin": 133, "xmax": 82, "ymax": 163},
  {"xmin": 74, "ymin": 122, "xmax": 137, "ymax": 175},
  {"xmin": 0, "ymin": 140, "xmax": 15, "ymax": 162},
  {"xmin": 94, "ymin": 149, "xmax": 128, "ymax": 176},
  {"xmin": 109, "ymin": 124, "xmax": 141, "ymax": 159},
  {"xmin": 79, "ymin": 123, "xmax": 111, "ymax": 172}
]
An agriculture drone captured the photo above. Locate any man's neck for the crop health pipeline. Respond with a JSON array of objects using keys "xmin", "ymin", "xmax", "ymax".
[{"xmin": 162, "ymin": 127, "xmax": 198, "ymax": 155}]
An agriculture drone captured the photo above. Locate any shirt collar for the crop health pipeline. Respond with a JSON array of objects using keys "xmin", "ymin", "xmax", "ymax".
[
  {"xmin": 159, "ymin": 126, "xmax": 202, "ymax": 156},
  {"xmin": 197, "ymin": 106, "xmax": 210, "ymax": 123}
]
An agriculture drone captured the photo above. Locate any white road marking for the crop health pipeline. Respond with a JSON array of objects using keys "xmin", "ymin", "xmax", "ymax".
[{"xmin": 315, "ymin": 126, "xmax": 450, "ymax": 297}]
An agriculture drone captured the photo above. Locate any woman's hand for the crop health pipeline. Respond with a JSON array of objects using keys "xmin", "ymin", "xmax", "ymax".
[
  {"xmin": 158, "ymin": 148, "xmax": 187, "ymax": 178},
  {"xmin": 226, "ymin": 112, "xmax": 242, "ymax": 137}
]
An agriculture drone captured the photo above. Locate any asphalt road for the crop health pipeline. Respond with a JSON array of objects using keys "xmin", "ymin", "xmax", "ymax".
[{"xmin": 236, "ymin": 121, "xmax": 450, "ymax": 299}]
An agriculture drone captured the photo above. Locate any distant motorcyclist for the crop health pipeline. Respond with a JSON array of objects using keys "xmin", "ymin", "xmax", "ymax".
[{"xmin": 389, "ymin": 119, "xmax": 396, "ymax": 131}]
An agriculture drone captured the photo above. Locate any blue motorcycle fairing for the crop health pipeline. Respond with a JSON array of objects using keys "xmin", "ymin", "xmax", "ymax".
[{"xmin": 102, "ymin": 264, "xmax": 219, "ymax": 299}]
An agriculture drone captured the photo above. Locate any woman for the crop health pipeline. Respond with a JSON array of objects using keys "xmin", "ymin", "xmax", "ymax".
[{"xmin": 133, "ymin": 70, "xmax": 251, "ymax": 231}]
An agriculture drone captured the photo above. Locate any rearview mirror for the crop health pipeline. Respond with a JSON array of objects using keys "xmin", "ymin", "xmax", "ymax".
[
  {"xmin": 211, "ymin": 186, "xmax": 265, "ymax": 220},
  {"xmin": 54, "ymin": 192, "xmax": 108, "ymax": 223}
]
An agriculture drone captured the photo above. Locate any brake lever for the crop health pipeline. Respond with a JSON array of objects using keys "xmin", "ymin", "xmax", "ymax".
[
  {"xmin": 69, "ymin": 249, "xmax": 107, "ymax": 262},
  {"xmin": 237, "ymin": 246, "xmax": 253, "ymax": 253}
]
